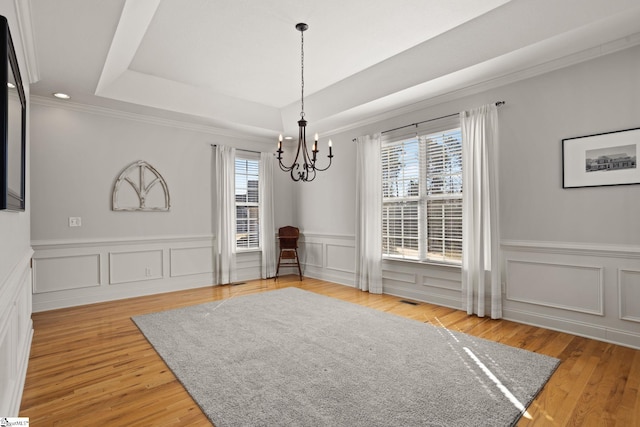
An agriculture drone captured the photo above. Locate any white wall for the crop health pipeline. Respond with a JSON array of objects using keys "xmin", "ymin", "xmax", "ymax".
[
  {"xmin": 29, "ymin": 101, "xmax": 291, "ymax": 310},
  {"xmin": 293, "ymin": 44, "xmax": 640, "ymax": 349},
  {"xmin": 0, "ymin": 3, "xmax": 34, "ymax": 416}
]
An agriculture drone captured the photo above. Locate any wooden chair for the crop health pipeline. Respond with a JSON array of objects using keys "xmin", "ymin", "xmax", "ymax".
[{"xmin": 275, "ymin": 226, "xmax": 302, "ymax": 280}]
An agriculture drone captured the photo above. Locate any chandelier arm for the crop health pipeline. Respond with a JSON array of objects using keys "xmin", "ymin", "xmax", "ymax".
[{"xmin": 312, "ymin": 156, "xmax": 333, "ymax": 172}]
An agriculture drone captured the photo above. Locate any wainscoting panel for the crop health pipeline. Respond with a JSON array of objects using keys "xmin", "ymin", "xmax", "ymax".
[
  {"xmin": 170, "ymin": 247, "xmax": 214, "ymax": 278},
  {"xmin": 383, "ymin": 270, "xmax": 416, "ymax": 284},
  {"xmin": 0, "ymin": 250, "xmax": 33, "ymax": 416},
  {"xmin": 383, "ymin": 259, "xmax": 463, "ymax": 310},
  {"xmin": 109, "ymin": 250, "xmax": 164, "ymax": 285},
  {"xmin": 297, "ymin": 233, "xmax": 355, "ymax": 286},
  {"xmin": 421, "ymin": 269, "xmax": 463, "ymax": 291},
  {"xmin": 33, "ymin": 254, "xmax": 101, "ymax": 293},
  {"xmin": 32, "ymin": 235, "xmax": 215, "ymax": 311},
  {"xmin": 502, "ymin": 240, "xmax": 640, "ymax": 350},
  {"xmin": 506, "ymin": 260, "xmax": 604, "ymax": 315},
  {"xmin": 325, "ymin": 244, "xmax": 356, "ymax": 274},
  {"xmin": 299, "ymin": 241, "xmax": 323, "ymax": 269},
  {"xmin": 236, "ymin": 251, "xmax": 262, "ymax": 282},
  {"xmin": 619, "ymin": 269, "xmax": 640, "ymax": 323}
]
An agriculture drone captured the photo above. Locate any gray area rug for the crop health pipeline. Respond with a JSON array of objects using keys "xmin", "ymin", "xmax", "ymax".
[{"xmin": 133, "ymin": 288, "xmax": 559, "ymax": 426}]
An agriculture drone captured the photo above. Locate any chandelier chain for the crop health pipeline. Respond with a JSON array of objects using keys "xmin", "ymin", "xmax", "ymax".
[{"xmin": 300, "ymin": 29, "xmax": 305, "ymax": 117}]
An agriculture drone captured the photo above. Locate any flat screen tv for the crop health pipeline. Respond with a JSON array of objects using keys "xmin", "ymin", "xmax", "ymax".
[{"xmin": 0, "ymin": 15, "xmax": 26, "ymax": 211}]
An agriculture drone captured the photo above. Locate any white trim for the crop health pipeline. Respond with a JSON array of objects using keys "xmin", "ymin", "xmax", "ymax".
[
  {"xmin": 383, "ymin": 285, "xmax": 462, "ymax": 312},
  {"xmin": 299, "ymin": 232, "xmax": 355, "ymax": 241},
  {"xmin": 30, "ymin": 96, "xmax": 272, "ymax": 144},
  {"xmin": 503, "ymin": 307, "xmax": 640, "ymax": 351},
  {"xmin": 14, "ymin": 0, "xmax": 39, "ymax": 83},
  {"xmin": 32, "ymin": 234, "xmax": 214, "ymax": 250},
  {"xmin": 0, "ymin": 249, "xmax": 33, "ymax": 303},
  {"xmin": 501, "ymin": 239, "xmax": 640, "ymax": 259}
]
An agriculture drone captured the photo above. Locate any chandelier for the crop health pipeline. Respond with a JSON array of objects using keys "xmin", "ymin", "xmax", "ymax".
[{"xmin": 277, "ymin": 23, "xmax": 333, "ymax": 182}]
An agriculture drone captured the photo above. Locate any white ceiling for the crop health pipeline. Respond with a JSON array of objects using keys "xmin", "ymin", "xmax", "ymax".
[{"xmin": 28, "ymin": 0, "xmax": 640, "ymax": 141}]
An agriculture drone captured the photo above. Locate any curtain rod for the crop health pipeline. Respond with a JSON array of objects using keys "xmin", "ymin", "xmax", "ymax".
[
  {"xmin": 210, "ymin": 144, "xmax": 261, "ymax": 155},
  {"xmin": 351, "ymin": 101, "xmax": 505, "ymax": 142},
  {"xmin": 382, "ymin": 101, "xmax": 505, "ymax": 135}
]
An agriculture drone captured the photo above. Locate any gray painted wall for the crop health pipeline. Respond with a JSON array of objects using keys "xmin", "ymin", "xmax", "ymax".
[
  {"xmin": 27, "ymin": 42, "xmax": 640, "ymax": 347},
  {"xmin": 294, "ymin": 44, "xmax": 640, "ymax": 245},
  {"xmin": 30, "ymin": 106, "xmax": 295, "ymax": 242}
]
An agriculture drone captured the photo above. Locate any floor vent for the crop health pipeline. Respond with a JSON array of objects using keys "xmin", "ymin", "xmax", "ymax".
[
  {"xmin": 231, "ymin": 282, "xmax": 246, "ymax": 286},
  {"xmin": 399, "ymin": 300, "xmax": 418, "ymax": 306}
]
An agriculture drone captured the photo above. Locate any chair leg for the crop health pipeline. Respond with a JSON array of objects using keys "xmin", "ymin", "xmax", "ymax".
[
  {"xmin": 275, "ymin": 250, "xmax": 282, "ymax": 280},
  {"xmin": 294, "ymin": 249, "xmax": 302, "ymax": 280}
]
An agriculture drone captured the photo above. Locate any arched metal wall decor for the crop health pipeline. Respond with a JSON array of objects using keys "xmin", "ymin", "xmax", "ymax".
[{"xmin": 112, "ymin": 160, "xmax": 170, "ymax": 211}]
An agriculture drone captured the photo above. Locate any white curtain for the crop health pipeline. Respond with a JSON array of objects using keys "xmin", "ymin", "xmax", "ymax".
[
  {"xmin": 259, "ymin": 152, "xmax": 277, "ymax": 279},
  {"xmin": 460, "ymin": 104, "xmax": 502, "ymax": 318},
  {"xmin": 213, "ymin": 145, "xmax": 237, "ymax": 285},
  {"xmin": 354, "ymin": 133, "xmax": 383, "ymax": 294}
]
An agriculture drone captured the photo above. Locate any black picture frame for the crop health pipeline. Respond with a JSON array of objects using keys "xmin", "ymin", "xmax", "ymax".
[
  {"xmin": 562, "ymin": 127, "xmax": 640, "ymax": 189},
  {"xmin": 0, "ymin": 15, "xmax": 26, "ymax": 211}
]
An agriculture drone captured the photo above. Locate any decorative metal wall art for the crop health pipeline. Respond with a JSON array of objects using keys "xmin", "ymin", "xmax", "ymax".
[{"xmin": 112, "ymin": 160, "xmax": 170, "ymax": 211}]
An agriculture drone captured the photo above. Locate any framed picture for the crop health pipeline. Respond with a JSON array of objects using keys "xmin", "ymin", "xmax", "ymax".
[{"xmin": 562, "ymin": 127, "xmax": 640, "ymax": 189}]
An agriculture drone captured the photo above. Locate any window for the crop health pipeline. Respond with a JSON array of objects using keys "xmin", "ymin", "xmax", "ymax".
[
  {"xmin": 382, "ymin": 124, "xmax": 462, "ymax": 264},
  {"xmin": 235, "ymin": 154, "xmax": 260, "ymax": 249}
]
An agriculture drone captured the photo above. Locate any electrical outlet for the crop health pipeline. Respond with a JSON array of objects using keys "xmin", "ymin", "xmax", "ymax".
[
  {"xmin": 68, "ymin": 217, "xmax": 82, "ymax": 227},
  {"xmin": 145, "ymin": 267, "xmax": 152, "ymax": 277}
]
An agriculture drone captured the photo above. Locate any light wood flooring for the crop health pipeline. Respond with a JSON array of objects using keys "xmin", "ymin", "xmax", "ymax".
[{"xmin": 20, "ymin": 276, "xmax": 640, "ymax": 426}]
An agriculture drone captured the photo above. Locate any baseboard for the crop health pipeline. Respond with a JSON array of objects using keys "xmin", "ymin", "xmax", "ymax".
[
  {"xmin": 383, "ymin": 285, "xmax": 463, "ymax": 311},
  {"xmin": 503, "ymin": 307, "xmax": 640, "ymax": 350},
  {"xmin": 32, "ymin": 277, "xmax": 216, "ymax": 312},
  {"xmin": 301, "ymin": 267, "xmax": 355, "ymax": 288}
]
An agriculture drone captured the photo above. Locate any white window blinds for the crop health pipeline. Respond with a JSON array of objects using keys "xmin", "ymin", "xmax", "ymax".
[
  {"xmin": 382, "ymin": 124, "xmax": 462, "ymax": 264},
  {"xmin": 235, "ymin": 153, "xmax": 260, "ymax": 249}
]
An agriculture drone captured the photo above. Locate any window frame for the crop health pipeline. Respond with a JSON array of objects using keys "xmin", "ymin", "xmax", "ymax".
[
  {"xmin": 381, "ymin": 116, "xmax": 462, "ymax": 266},
  {"xmin": 234, "ymin": 152, "xmax": 261, "ymax": 251}
]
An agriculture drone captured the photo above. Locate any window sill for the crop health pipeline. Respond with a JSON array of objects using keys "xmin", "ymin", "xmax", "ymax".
[
  {"xmin": 237, "ymin": 248, "xmax": 261, "ymax": 253},
  {"xmin": 382, "ymin": 256, "xmax": 461, "ymax": 270}
]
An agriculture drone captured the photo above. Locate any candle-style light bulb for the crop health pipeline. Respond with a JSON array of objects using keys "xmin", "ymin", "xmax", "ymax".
[{"xmin": 278, "ymin": 134, "xmax": 282, "ymax": 150}]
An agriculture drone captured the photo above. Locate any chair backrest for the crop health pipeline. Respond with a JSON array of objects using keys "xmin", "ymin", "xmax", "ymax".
[{"xmin": 278, "ymin": 226, "xmax": 299, "ymax": 250}]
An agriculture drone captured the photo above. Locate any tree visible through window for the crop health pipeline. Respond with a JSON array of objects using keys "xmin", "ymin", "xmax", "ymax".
[
  {"xmin": 382, "ymin": 127, "xmax": 462, "ymax": 263},
  {"xmin": 235, "ymin": 156, "xmax": 260, "ymax": 249}
]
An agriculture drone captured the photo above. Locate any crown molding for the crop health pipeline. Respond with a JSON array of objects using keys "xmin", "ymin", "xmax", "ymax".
[
  {"xmin": 30, "ymin": 95, "xmax": 273, "ymax": 144},
  {"xmin": 14, "ymin": 0, "xmax": 39, "ymax": 83},
  {"xmin": 29, "ymin": 31, "xmax": 640, "ymax": 143},
  {"xmin": 323, "ymin": 32, "xmax": 640, "ymax": 138}
]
